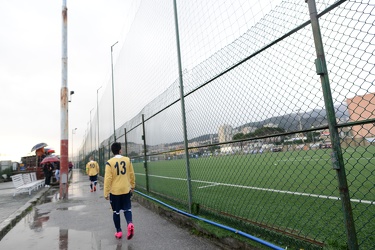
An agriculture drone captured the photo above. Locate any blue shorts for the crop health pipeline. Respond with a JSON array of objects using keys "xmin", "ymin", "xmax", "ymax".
[
  {"xmin": 110, "ymin": 193, "xmax": 132, "ymax": 213},
  {"xmin": 89, "ymin": 175, "xmax": 98, "ymax": 182}
]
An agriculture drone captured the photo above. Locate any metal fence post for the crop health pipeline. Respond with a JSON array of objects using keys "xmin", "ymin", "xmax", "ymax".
[
  {"xmin": 124, "ymin": 128, "xmax": 128, "ymax": 156},
  {"xmin": 142, "ymin": 114, "xmax": 149, "ymax": 192},
  {"xmin": 99, "ymin": 147, "xmax": 104, "ymax": 177},
  {"xmin": 306, "ymin": 0, "xmax": 358, "ymax": 249},
  {"xmin": 108, "ymin": 140, "xmax": 111, "ymax": 160},
  {"xmin": 173, "ymin": 0, "xmax": 193, "ymax": 213}
]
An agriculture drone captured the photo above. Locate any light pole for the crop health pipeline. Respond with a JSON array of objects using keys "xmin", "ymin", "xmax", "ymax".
[
  {"xmin": 90, "ymin": 108, "xmax": 94, "ymax": 154},
  {"xmin": 71, "ymin": 128, "xmax": 77, "ymax": 164},
  {"xmin": 68, "ymin": 90, "xmax": 74, "ymax": 102},
  {"xmin": 111, "ymin": 41, "xmax": 118, "ymax": 142},
  {"xmin": 97, "ymin": 86, "xmax": 102, "ymax": 161}
]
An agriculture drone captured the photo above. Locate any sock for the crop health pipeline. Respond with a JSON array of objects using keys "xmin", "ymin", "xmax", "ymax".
[
  {"xmin": 124, "ymin": 210, "xmax": 132, "ymax": 224},
  {"xmin": 113, "ymin": 212, "xmax": 121, "ymax": 232},
  {"xmin": 90, "ymin": 184, "xmax": 93, "ymax": 190}
]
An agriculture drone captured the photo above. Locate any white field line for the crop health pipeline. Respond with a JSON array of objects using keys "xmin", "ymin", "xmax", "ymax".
[
  {"xmin": 136, "ymin": 173, "xmax": 375, "ymax": 205},
  {"xmin": 275, "ymin": 156, "xmax": 375, "ymax": 163},
  {"xmin": 198, "ymin": 183, "xmax": 221, "ymax": 189}
]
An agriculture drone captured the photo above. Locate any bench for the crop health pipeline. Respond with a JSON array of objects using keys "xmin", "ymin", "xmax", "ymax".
[
  {"xmin": 10, "ymin": 173, "xmax": 40, "ymax": 196},
  {"xmin": 29, "ymin": 172, "xmax": 45, "ymax": 189}
]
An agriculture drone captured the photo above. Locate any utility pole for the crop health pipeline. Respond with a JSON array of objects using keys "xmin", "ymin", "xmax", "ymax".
[{"xmin": 60, "ymin": 0, "xmax": 69, "ymax": 199}]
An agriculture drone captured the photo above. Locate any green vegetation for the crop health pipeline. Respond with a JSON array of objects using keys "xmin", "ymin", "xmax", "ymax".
[
  {"xmin": 233, "ymin": 127, "xmax": 286, "ymax": 140},
  {"xmin": 133, "ymin": 146, "xmax": 375, "ymax": 249},
  {"xmin": 0, "ymin": 167, "xmax": 12, "ymax": 180}
]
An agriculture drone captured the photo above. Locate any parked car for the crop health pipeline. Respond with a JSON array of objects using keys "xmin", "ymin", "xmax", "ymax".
[
  {"xmin": 321, "ymin": 143, "xmax": 332, "ymax": 148},
  {"xmin": 271, "ymin": 147, "xmax": 282, "ymax": 152}
]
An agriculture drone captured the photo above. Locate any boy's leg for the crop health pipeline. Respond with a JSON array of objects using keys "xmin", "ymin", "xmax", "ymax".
[
  {"xmin": 89, "ymin": 176, "xmax": 93, "ymax": 191},
  {"xmin": 123, "ymin": 192, "xmax": 133, "ymax": 223},
  {"xmin": 123, "ymin": 193, "xmax": 134, "ymax": 240},
  {"xmin": 93, "ymin": 175, "xmax": 98, "ymax": 191},
  {"xmin": 110, "ymin": 194, "xmax": 123, "ymax": 238},
  {"xmin": 113, "ymin": 212, "xmax": 121, "ymax": 232}
]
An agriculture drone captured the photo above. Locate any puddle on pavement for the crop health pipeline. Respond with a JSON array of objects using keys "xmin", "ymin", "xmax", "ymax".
[
  {"xmin": 0, "ymin": 170, "xmax": 132, "ymax": 249},
  {"xmin": 0, "ymin": 211, "xmax": 101, "ymax": 250},
  {"xmin": 56, "ymin": 205, "xmax": 86, "ymax": 211},
  {"xmin": 0, "ymin": 210, "xmax": 133, "ymax": 249},
  {"xmin": 0, "ymin": 206, "xmax": 124, "ymax": 250}
]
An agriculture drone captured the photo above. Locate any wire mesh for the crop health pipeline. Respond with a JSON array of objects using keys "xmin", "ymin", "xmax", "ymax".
[{"xmin": 79, "ymin": 0, "xmax": 374, "ymax": 248}]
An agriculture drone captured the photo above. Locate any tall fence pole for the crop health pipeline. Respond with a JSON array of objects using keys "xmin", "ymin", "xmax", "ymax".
[
  {"xmin": 111, "ymin": 41, "xmax": 118, "ymax": 142},
  {"xmin": 142, "ymin": 115, "xmax": 149, "ymax": 192},
  {"xmin": 173, "ymin": 0, "xmax": 193, "ymax": 213},
  {"xmin": 124, "ymin": 128, "xmax": 128, "ymax": 156},
  {"xmin": 60, "ymin": 0, "xmax": 69, "ymax": 199},
  {"xmin": 108, "ymin": 140, "xmax": 111, "ymax": 160},
  {"xmin": 306, "ymin": 1, "xmax": 358, "ymax": 249}
]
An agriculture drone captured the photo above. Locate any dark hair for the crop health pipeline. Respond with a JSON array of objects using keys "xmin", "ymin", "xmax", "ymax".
[{"xmin": 111, "ymin": 142, "xmax": 121, "ymax": 155}]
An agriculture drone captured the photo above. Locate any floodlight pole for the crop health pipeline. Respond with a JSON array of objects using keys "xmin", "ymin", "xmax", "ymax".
[
  {"xmin": 90, "ymin": 108, "xmax": 94, "ymax": 154},
  {"xmin": 97, "ymin": 86, "xmax": 102, "ymax": 161},
  {"xmin": 71, "ymin": 128, "xmax": 77, "ymax": 162},
  {"xmin": 60, "ymin": 0, "xmax": 69, "ymax": 199},
  {"xmin": 111, "ymin": 41, "xmax": 118, "ymax": 142}
]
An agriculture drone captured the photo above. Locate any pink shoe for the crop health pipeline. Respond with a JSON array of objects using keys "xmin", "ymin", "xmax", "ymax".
[
  {"xmin": 115, "ymin": 231, "xmax": 122, "ymax": 239},
  {"xmin": 127, "ymin": 223, "xmax": 134, "ymax": 240}
]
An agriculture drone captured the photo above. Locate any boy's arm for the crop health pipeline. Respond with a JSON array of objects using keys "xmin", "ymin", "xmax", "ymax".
[
  {"xmin": 103, "ymin": 162, "xmax": 112, "ymax": 199},
  {"xmin": 129, "ymin": 161, "xmax": 135, "ymax": 190}
]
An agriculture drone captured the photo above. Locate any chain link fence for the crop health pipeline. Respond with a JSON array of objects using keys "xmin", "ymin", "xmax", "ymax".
[{"xmin": 77, "ymin": 0, "xmax": 374, "ymax": 249}]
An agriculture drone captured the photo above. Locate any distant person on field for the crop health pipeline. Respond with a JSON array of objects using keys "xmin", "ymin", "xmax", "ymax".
[
  {"xmin": 85, "ymin": 155, "xmax": 99, "ymax": 192},
  {"xmin": 104, "ymin": 142, "xmax": 135, "ymax": 240}
]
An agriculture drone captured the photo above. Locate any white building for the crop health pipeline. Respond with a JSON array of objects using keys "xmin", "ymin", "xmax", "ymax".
[{"xmin": 218, "ymin": 124, "xmax": 233, "ymax": 143}]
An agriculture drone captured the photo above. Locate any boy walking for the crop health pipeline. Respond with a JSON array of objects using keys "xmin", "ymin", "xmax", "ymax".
[
  {"xmin": 104, "ymin": 142, "xmax": 135, "ymax": 240},
  {"xmin": 85, "ymin": 156, "xmax": 99, "ymax": 192}
]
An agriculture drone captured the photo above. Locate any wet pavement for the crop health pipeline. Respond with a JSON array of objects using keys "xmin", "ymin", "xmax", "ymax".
[{"xmin": 0, "ymin": 169, "xmax": 224, "ymax": 249}]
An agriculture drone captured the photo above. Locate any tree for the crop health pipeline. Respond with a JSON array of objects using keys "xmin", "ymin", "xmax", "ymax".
[
  {"xmin": 208, "ymin": 145, "xmax": 220, "ymax": 154},
  {"xmin": 233, "ymin": 132, "xmax": 245, "ymax": 140},
  {"xmin": 253, "ymin": 127, "xmax": 285, "ymax": 137}
]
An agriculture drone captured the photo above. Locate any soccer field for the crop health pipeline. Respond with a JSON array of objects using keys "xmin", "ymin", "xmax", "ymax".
[{"xmin": 133, "ymin": 147, "xmax": 375, "ymax": 248}]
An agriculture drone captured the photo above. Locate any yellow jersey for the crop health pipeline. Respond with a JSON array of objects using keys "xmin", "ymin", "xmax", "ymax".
[
  {"xmin": 86, "ymin": 160, "xmax": 99, "ymax": 176},
  {"xmin": 104, "ymin": 155, "xmax": 135, "ymax": 197}
]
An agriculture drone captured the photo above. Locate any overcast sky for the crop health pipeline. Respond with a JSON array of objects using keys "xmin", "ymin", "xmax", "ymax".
[
  {"xmin": 1, "ymin": 0, "xmax": 357, "ymax": 163},
  {"xmin": 0, "ymin": 0, "xmax": 136, "ymax": 162}
]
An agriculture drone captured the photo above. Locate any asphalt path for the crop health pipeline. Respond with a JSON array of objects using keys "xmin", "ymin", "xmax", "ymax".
[{"xmin": 0, "ymin": 169, "xmax": 226, "ymax": 249}]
